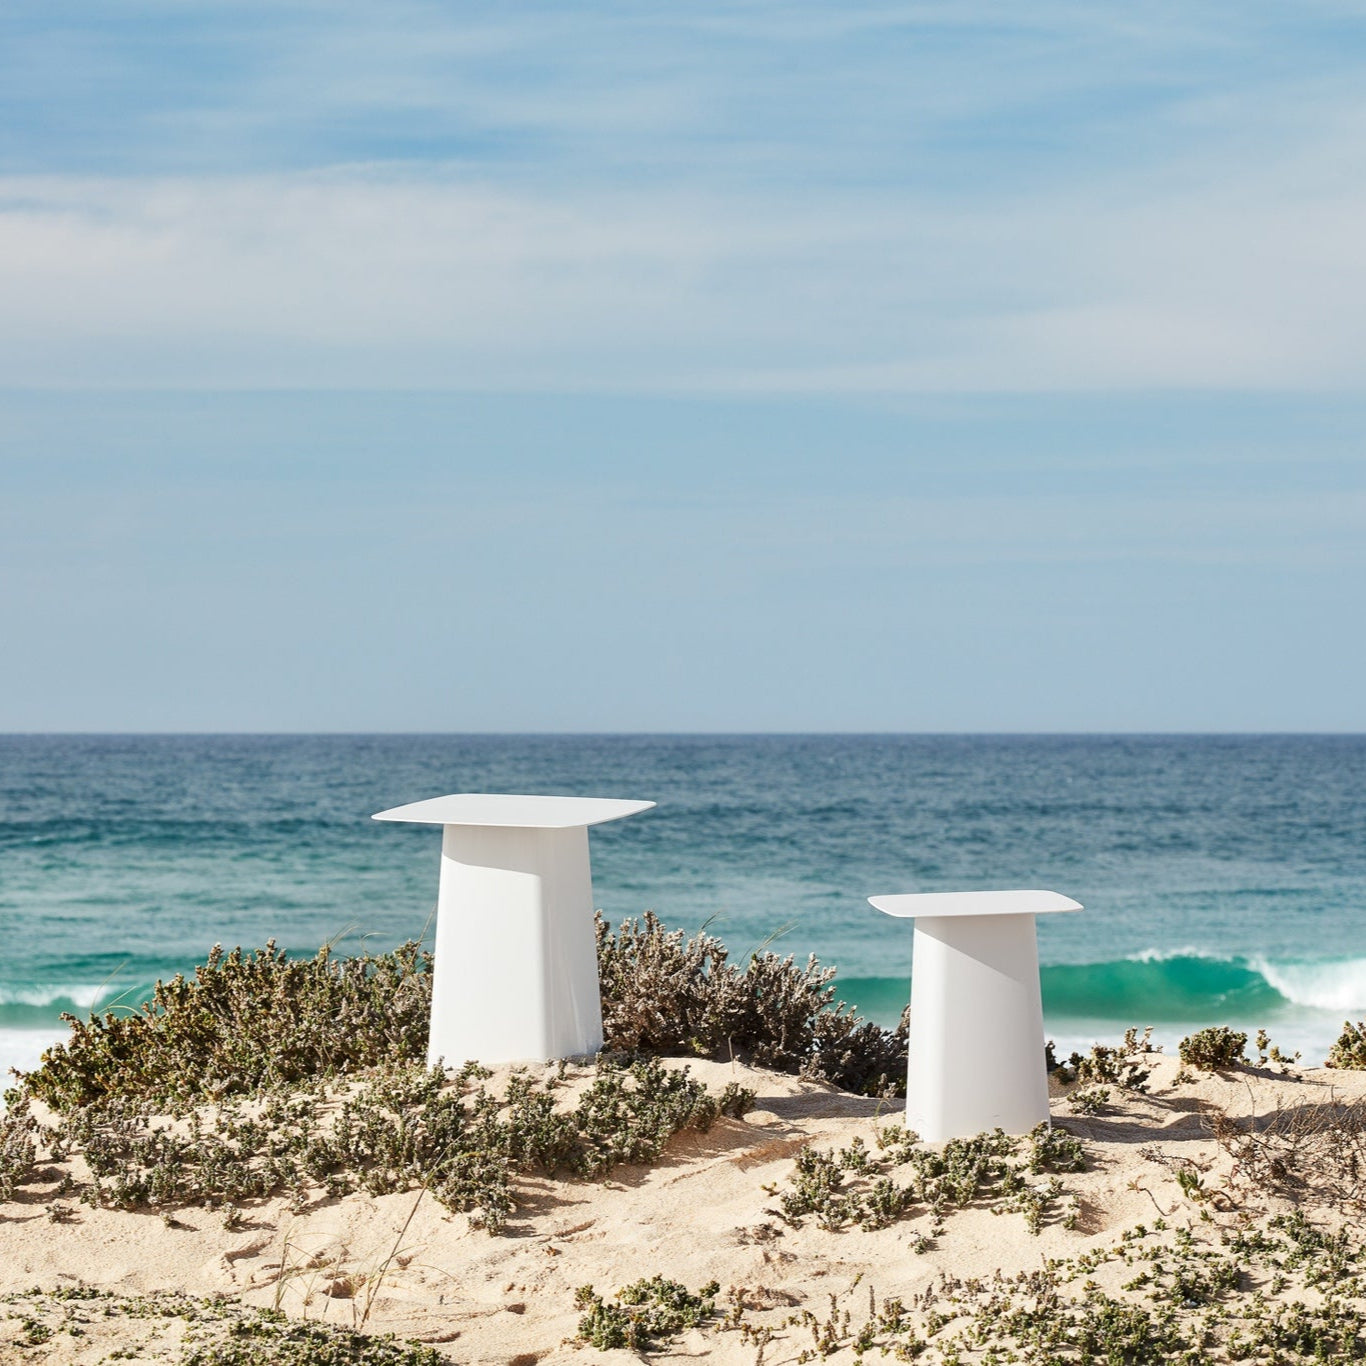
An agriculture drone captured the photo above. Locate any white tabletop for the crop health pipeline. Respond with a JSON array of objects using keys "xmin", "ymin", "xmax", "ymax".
[
  {"xmin": 372, "ymin": 793, "xmax": 656, "ymax": 829},
  {"xmin": 868, "ymin": 889, "xmax": 1082, "ymax": 918}
]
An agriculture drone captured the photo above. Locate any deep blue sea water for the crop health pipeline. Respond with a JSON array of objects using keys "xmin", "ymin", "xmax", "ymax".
[{"xmin": 2, "ymin": 734, "xmax": 1364, "ymax": 1080}]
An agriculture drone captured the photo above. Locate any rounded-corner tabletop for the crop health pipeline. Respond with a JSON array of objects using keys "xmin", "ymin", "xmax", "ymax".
[
  {"xmin": 869, "ymin": 889, "xmax": 1082, "ymax": 919},
  {"xmin": 374, "ymin": 792, "xmax": 654, "ymax": 1068},
  {"xmin": 372, "ymin": 794, "xmax": 655, "ymax": 829},
  {"xmin": 868, "ymin": 887, "xmax": 1084, "ymax": 1143}
]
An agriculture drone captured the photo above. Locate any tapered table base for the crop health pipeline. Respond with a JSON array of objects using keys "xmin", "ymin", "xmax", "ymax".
[{"xmin": 869, "ymin": 890, "xmax": 1083, "ymax": 1142}]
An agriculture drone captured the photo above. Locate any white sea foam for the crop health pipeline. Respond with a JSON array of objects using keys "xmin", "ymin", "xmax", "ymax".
[
  {"xmin": 0, "ymin": 983, "xmax": 110, "ymax": 1009},
  {"xmin": 1252, "ymin": 957, "xmax": 1366, "ymax": 1012},
  {"xmin": 0, "ymin": 1029, "xmax": 64, "ymax": 1099},
  {"xmin": 1126, "ymin": 947, "xmax": 1223, "ymax": 963}
]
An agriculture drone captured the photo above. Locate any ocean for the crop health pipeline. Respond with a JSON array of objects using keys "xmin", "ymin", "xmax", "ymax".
[{"xmin": 2, "ymin": 734, "xmax": 1364, "ymax": 1083}]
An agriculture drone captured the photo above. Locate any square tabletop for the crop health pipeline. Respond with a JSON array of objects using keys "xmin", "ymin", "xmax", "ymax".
[
  {"xmin": 372, "ymin": 793, "xmax": 655, "ymax": 828},
  {"xmin": 868, "ymin": 889, "xmax": 1082, "ymax": 918}
]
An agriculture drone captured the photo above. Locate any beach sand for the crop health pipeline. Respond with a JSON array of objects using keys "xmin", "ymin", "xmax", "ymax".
[{"xmin": 2, "ymin": 1052, "xmax": 1363, "ymax": 1363}]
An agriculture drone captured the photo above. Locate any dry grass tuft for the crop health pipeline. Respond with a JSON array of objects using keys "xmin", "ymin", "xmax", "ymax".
[{"xmin": 1209, "ymin": 1092, "xmax": 1366, "ymax": 1222}]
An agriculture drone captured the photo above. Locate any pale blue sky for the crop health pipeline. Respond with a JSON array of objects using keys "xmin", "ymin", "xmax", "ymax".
[{"xmin": 2, "ymin": 3, "xmax": 1364, "ymax": 730}]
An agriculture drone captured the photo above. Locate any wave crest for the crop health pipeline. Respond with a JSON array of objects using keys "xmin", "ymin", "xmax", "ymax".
[
  {"xmin": 0, "ymin": 984, "xmax": 110, "ymax": 1009},
  {"xmin": 1041, "ymin": 953, "xmax": 1366, "ymax": 1019}
]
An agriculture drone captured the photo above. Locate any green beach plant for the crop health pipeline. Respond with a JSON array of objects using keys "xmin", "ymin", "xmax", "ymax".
[
  {"xmin": 574, "ymin": 1276, "xmax": 721, "ymax": 1351},
  {"xmin": 1052, "ymin": 1027, "xmax": 1156, "ymax": 1093},
  {"xmin": 772, "ymin": 1122, "xmax": 1084, "ymax": 1236},
  {"xmin": 0, "ymin": 1097, "xmax": 38, "ymax": 1202},
  {"xmin": 16, "ymin": 940, "xmax": 433, "ymax": 1112},
  {"xmin": 1068, "ymin": 1084, "xmax": 1113, "ymax": 1115},
  {"xmin": 1326, "ymin": 1020, "xmax": 1366, "ymax": 1069},
  {"xmin": 0, "ymin": 1287, "xmax": 442, "ymax": 1366},
  {"xmin": 1179, "ymin": 1026, "xmax": 1249, "ymax": 1071},
  {"xmin": 1254, "ymin": 1027, "xmax": 1301, "ymax": 1069}
]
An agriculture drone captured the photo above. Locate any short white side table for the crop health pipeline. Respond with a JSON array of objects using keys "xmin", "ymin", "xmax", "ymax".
[
  {"xmin": 374, "ymin": 794, "xmax": 654, "ymax": 1068},
  {"xmin": 867, "ymin": 889, "xmax": 1082, "ymax": 1142}
]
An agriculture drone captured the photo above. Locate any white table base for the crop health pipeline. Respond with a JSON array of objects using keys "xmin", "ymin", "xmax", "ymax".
[
  {"xmin": 428, "ymin": 823, "xmax": 604, "ymax": 1068},
  {"xmin": 905, "ymin": 912, "xmax": 1051, "ymax": 1141}
]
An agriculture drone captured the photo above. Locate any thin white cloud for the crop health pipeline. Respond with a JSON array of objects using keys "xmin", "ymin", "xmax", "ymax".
[{"xmin": 2, "ymin": 72, "xmax": 1366, "ymax": 392}]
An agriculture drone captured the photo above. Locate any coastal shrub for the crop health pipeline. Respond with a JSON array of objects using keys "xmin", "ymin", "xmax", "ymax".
[
  {"xmin": 18, "ymin": 940, "xmax": 433, "ymax": 1111},
  {"xmin": 17, "ymin": 916, "xmax": 906, "ymax": 1112},
  {"xmin": 7, "ymin": 1057, "xmax": 752, "ymax": 1233},
  {"xmin": 574, "ymin": 1276, "xmax": 721, "ymax": 1351},
  {"xmin": 773, "ymin": 1122, "xmax": 1084, "ymax": 1236},
  {"xmin": 597, "ymin": 911, "xmax": 908, "ymax": 1096},
  {"xmin": 1179, "ymin": 1026, "xmax": 1248, "ymax": 1071},
  {"xmin": 1326, "ymin": 1020, "xmax": 1366, "ymax": 1069}
]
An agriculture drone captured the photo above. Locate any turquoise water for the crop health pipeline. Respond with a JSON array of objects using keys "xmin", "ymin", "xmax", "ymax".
[{"xmin": 2, "ymin": 735, "xmax": 1364, "ymax": 1078}]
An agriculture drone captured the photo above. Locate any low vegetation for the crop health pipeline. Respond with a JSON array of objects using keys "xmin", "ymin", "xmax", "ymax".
[
  {"xmin": 574, "ymin": 1276, "xmax": 721, "ymax": 1351},
  {"xmin": 17, "ymin": 940, "xmax": 434, "ymax": 1113},
  {"xmin": 772, "ymin": 1122, "xmax": 1086, "ymax": 1238},
  {"xmin": 1328, "ymin": 1020, "xmax": 1366, "ymax": 1069},
  {"xmin": 1209, "ymin": 1092, "xmax": 1366, "ymax": 1222},
  {"xmin": 4, "ymin": 1057, "xmax": 752, "ymax": 1233},
  {"xmin": 2, "ymin": 916, "xmax": 898, "ymax": 1224},
  {"xmin": 589, "ymin": 1216, "xmax": 1366, "ymax": 1364},
  {"xmin": 1179, "ymin": 1026, "xmax": 1249, "ymax": 1071},
  {"xmin": 0, "ymin": 1287, "xmax": 442, "ymax": 1365},
  {"xmin": 1049, "ymin": 1027, "xmax": 1157, "ymax": 1093},
  {"xmin": 15, "ymin": 913, "xmax": 906, "ymax": 1117}
]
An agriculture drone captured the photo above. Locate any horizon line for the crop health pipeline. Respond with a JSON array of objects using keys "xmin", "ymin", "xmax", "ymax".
[{"xmin": 2, "ymin": 730, "xmax": 1363, "ymax": 740}]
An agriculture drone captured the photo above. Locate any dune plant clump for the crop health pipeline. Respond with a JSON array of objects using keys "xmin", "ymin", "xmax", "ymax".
[
  {"xmin": 1327, "ymin": 1020, "xmax": 1366, "ymax": 1070},
  {"xmin": 18, "ymin": 940, "xmax": 434, "ymax": 1112},
  {"xmin": 773, "ymin": 1122, "xmax": 1085, "ymax": 1237},
  {"xmin": 1051, "ymin": 1027, "xmax": 1157, "ymax": 1093},
  {"xmin": 1253, "ymin": 1028, "xmax": 1301, "ymax": 1069},
  {"xmin": 1179, "ymin": 1026, "xmax": 1249, "ymax": 1072},
  {"xmin": 574, "ymin": 1276, "xmax": 722, "ymax": 1351},
  {"xmin": 1209, "ymin": 1093, "xmax": 1366, "ymax": 1221},
  {"xmin": 597, "ymin": 911, "xmax": 908, "ymax": 1096},
  {"xmin": 0, "ymin": 1097, "xmax": 38, "ymax": 1202}
]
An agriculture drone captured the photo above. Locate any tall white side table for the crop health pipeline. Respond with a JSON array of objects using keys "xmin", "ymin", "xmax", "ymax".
[
  {"xmin": 373, "ymin": 794, "xmax": 654, "ymax": 1067},
  {"xmin": 867, "ymin": 890, "xmax": 1082, "ymax": 1142}
]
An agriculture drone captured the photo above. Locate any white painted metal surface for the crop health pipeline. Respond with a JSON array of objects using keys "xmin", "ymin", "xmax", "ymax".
[
  {"xmin": 868, "ymin": 889, "xmax": 1082, "ymax": 1142},
  {"xmin": 374, "ymin": 793, "xmax": 655, "ymax": 1067},
  {"xmin": 373, "ymin": 794, "xmax": 655, "ymax": 829}
]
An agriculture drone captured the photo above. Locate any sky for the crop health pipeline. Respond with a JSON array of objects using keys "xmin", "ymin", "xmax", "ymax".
[{"xmin": 2, "ymin": 1, "xmax": 1365, "ymax": 731}]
